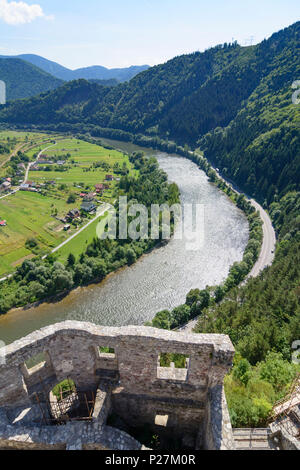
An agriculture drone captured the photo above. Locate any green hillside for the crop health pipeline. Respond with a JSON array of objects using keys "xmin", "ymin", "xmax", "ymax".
[
  {"xmin": 1, "ymin": 22, "xmax": 299, "ymax": 203},
  {"xmin": 0, "ymin": 58, "xmax": 64, "ymax": 101}
]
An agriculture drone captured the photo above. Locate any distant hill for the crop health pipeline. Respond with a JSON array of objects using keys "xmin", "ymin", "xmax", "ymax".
[
  {"xmin": 0, "ymin": 54, "xmax": 149, "ymax": 83},
  {"xmin": 71, "ymin": 64, "xmax": 150, "ymax": 82},
  {"xmin": 0, "ymin": 58, "xmax": 63, "ymax": 101}
]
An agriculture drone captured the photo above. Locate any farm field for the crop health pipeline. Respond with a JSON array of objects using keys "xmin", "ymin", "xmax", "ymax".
[
  {"xmin": 0, "ymin": 131, "xmax": 61, "ymax": 178},
  {"xmin": 28, "ymin": 138, "xmax": 136, "ymax": 189},
  {"xmin": 0, "ymin": 130, "xmax": 49, "ymax": 141},
  {"xmin": 0, "ymin": 133, "xmax": 134, "ymax": 277},
  {"xmin": 55, "ymin": 212, "xmax": 108, "ymax": 264}
]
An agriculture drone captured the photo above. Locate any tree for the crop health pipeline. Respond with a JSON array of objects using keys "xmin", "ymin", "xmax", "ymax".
[
  {"xmin": 152, "ymin": 310, "xmax": 173, "ymax": 330},
  {"xmin": 233, "ymin": 358, "xmax": 252, "ymax": 386},
  {"xmin": 186, "ymin": 289, "xmax": 200, "ymax": 306},
  {"xmin": 126, "ymin": 248, "xmax": 136, "ymax": 265},
  {"xmin": 67, "ymin": 193, "xmax": 76, "ymax": 204},
  {"xmin": 67, "ymin": 253, "xmax": 76, "ymax": 267},
  {"xmin": 172, "ymin": 305, "xmax": 191, "ymax": 327},
  {"xmin": 214, "ymin": 285, "xmax": 225, "ymax": 303}
]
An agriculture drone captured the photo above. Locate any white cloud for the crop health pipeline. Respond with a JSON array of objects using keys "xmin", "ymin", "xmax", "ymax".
[{"xmin": 0, "ymin": 0, "xmax": 53, "ymax": 25}]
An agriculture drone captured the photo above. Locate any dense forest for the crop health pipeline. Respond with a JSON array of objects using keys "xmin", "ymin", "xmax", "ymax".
[{"xmin": 0, "ymin": 58, "xmax": 63, "ymax": 101}]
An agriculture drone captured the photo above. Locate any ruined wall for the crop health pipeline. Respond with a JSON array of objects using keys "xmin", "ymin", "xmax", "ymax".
[{"xmin": 0, "ymin": 321, "xmax": 235, "ymax": 450}]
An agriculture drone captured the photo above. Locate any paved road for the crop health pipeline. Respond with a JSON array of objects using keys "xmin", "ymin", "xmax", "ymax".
[
  {"xmin": 24, "ymin": 142, "xmax": 58, "ymax": 184},
  {"xmin": 246, "ymin": 199, "xmax": 276, "ymax": 279},
  {"xmin": 50, "ymin": 203, "xmax": 112, "ymax": 255},
  {"xmin": 0, "ymin": 141, "xmax": 57, "ymax": 201}
]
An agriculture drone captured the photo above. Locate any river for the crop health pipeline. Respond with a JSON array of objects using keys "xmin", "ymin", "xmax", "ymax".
[{"xmin": 0, "ymin": 140, "xmax": 249, "ymax": 344}]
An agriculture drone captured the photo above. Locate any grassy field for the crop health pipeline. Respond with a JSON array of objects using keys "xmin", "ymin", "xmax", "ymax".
[
  {"xmin": 0, "ymin": 131, "xmax": 61, "ymax": 178},
  {"xmin": 28, "ymin": 138, "xmax": 136, "ymax": 189},
  {"xmin": 55, "ymin": 212, "xmax": 108, "ymax": 264},
  {"xmin": 0, "ymin": 130, "xmax": 48, "ymax": 142},
  {"xmin": 0, "ymin": 191, "xmax": 80, "ymax": 275},
  {"xmin": 0, "ymin": 133, "xmax": 134, "ymax": 276}
]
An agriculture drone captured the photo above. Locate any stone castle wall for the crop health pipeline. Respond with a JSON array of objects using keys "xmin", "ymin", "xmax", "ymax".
[{"xmin": 0, "ymin": 321, "xmax": 235, "ymax": 450}]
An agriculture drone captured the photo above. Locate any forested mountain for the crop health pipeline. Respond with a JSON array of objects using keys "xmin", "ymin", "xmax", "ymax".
[
  {"xmin": 71, "ymin": 64, "xmax": 150, "ymax": 82},
  {"xmin": 0, "ymin": 54, "xmax": 149, "ymax": 82},
  {"xmin": 0, "ymin": 58, "xmax": 63, "ymax": 100},
  {"xmin": 1, "ymin": 22, "xmax": 298, "ymax": 203}
]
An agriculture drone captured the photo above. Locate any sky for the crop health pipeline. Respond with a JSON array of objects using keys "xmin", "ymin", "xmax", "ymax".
[{"xmin": 0, "ymin": 0, "xmax": 299, "ymax": 70}]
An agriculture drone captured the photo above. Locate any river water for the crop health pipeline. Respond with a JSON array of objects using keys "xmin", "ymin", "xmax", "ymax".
[{"xmin": 0, "ymin": 140, "xmax": 249, "ymax": 344}]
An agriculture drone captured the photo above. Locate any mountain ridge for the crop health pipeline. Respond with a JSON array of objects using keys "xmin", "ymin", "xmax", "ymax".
[{"xmin": 0, "ymin": 54, "xmax": 150, "ymax": 82}]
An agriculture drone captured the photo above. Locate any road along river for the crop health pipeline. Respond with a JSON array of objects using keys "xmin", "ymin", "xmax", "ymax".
[{"xmin": 0, "ymin": 141, "xmax": 249, "ymax": 344}]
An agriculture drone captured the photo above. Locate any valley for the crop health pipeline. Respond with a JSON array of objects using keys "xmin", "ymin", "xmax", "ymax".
[
  {"xmin": 0, "ymin": 17, "xmax": 299, "ymax": 435},
  {"xmin": 0, "ymin": 133, "xmax": 133, "ymax": 276}
]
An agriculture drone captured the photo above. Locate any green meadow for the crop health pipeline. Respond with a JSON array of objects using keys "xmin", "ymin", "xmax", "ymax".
[
  {"xmin": 55, "ymin": 212, "xmax": 108, "ymax": 264},
  {"xmin": 28, "ymin": 138, "xmax": 136, "ymax": 189},
  {"xmin": 0, "ymin": 134, "xmax": 134, "ymax": 276},
  {"xmin": 0, "ymin": 190, "xmax": 80, "ymax": 276}
]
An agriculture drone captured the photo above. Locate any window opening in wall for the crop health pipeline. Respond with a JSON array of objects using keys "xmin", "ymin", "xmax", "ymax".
[
  {"xmin": 98, "ymin": 346, "xmax": 116, "ymax": 358},
  {"xmin": 25, "ymin": 351, "xmax": 48, "ymax": 373},
  {"xmin": 157, "ymin": 353, "xmax": 190, "ymax": 381}
]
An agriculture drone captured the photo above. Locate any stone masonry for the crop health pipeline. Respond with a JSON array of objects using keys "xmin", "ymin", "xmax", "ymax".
[{"xmin": 0, "ymin": 321, "xmax": 236, "ymax": 450}]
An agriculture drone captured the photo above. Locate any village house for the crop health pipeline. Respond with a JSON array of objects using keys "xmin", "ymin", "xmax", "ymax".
[
  {"xmin": 25, "ymin": 181, "xmax": 36, "ymax": 188},
  {"xmin": 0, "ymin": 220, "xmax": 7, "ymax": 227},
  {"xmin": 81, "ymin": 201, "xmax": 96, "ymax": 213},
  {"xmin": 83, "ymin": 192, "xmax": 95, "ymax": 202},
  {"xmin": 0, "ymin": 181, "xmax": 11, "ymax": 192},
  {"xmin": 95, "ymin": 183, "xmax": 105, "ymax": 193},
  {"xmin": 105, "ymin": 174, "xmax": 114, "ymax": 181},
  {"xmin": 37, "ymin": 160, "xmax": 53, "ymax": 165},
  {"xmin": 67, "ymin": 208, "xmax": 80, "ymax": 220},
  {"xmin": 20, "ymin": 184, "xmax": 38, "ymax": 192}
]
